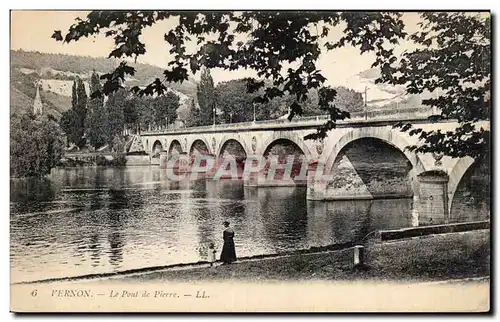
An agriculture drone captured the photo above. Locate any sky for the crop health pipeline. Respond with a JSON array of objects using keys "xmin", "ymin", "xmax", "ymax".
[{"xmin": 10, "ymin": 11, "xmax": 430, "ymax": 100}]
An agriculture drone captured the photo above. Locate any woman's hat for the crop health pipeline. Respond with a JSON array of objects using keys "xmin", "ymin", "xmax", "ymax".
[{"xmin": 223, "ymin": 221, "xmax": 230, "ymax": 226}]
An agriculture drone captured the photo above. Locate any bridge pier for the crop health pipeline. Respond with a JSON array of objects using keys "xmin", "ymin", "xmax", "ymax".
[
  {"xmin": 243, "ymin": 169, "xmax": 259, "ymax": 186},
  {"xmin": 411, "ymin": 194, "xmax": 420, "ymax": 227},
  {"xmin": 243, "ymin": 156, "xmax": 312, "ymax": 187},
  {"xmin": 160, "ymin": 152, "xmax": 191, "ymax": 174},
  {"xmin": 306, "ymin": 161, "xmax": 330, "ymax": 200},
  {"xmin": 416, "ymin": 171, "xmax": 449, "ymax": 225},
  {"xmin": 244, "ymin": 175, "xmax": 307, "ymax": 187},
  {"xmin": 159, "ymin": 151, "xmax": 168, "ymax": 168},
  {"xmin": 194, "ymin": 154, "xmax": 216, "ymax": 179},
  {"xmin": 244, "ymin": 166, "xmax": 308, "ymax": 188},
  {"xmin": 306, "ymin": 177, "xmax": 328, "ymax": 200}
]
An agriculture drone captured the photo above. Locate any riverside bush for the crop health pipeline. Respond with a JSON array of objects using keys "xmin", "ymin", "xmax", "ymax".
[{"xmin": 10, "ymin": 113, "xmax": 65, "ymax": 178}]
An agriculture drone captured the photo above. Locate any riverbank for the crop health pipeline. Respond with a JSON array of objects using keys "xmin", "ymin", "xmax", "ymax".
[
  {"xmin": 102, "ymin": 228, "xmax": 489, "ymax": 283},
  {"xmin": 29, "ymin": 228, "xmax": 484, "ymax": 285},
  {"xmin": 11, "ymin": 229, "xmax": 490, "ymax": 312},
  {"xmin": 13, "ymin": 225, "xmax": 490, "ymax": 286},
  {"xmin": 59, "ymin": 152, "xmax": 127, "ymax": 167}
]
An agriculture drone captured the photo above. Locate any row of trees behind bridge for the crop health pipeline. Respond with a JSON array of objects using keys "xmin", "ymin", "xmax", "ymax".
[
  {"xmin": 188, "ymin": 67, "xmax": 364, "ymax": 126},
  {"xmin": 59, "ymin": 67, "xmax": 364, "ymax": 151},
  {"xmin": 59, "ymin": 72, "xmax": 180, "ymax": 151}
]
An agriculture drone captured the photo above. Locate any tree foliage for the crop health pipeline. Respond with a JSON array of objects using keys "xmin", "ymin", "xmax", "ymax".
[
  {"xmin": 85, "ymin": 71, "xmax": 108, "ymax": 149},
  {"xmin": 11, "ymin": 113, "xmax": 65, "ymax": 177},
  {"xmin": 123, "ymin": 96, "xmax": 139, "ymax": 128},
  {"xmin": 105, "ymin": 88, "xmax": 127, "ymax": 145},
  {"xmin": 214, "ymin": 79, "xmax": 277, "ymax": 122},
  {"xmin": 59, "ymin": 109, "xmax": 76, "ymax": 145},
  {"xmin": 185, "ymin": 98, "xmax": 202, "ymax": 127},
  {"xmin": 215, "ymin": 79, "xmax": 256, "ymax": 123},
  {"xmin": 152, "ymin": 91, "xmax": 179, "ymax": 127},
  {"xmin": 215, "ymin": 80, "xmax": 364, "ymax": 122},
  {"xmin": 106, "ymin": 88, "xmax": 169, "ymax": 148},
  {"xmin": 59, "ymin": 77, "xmax": 88, "ymax": 147},
  {"xmin": 135, "ymin": 96, "xmax": 155, "ymax": 131},
  {"xmin": 197, "ymin": 67, "xmax": 216, "ymax": 125},
  {"xmin": 53, "ymin": 11, "xmax": 490, "ymax": 160},
  {"xmin": 75, "ymin": 77, "xmax": 88, "ymax": 145},
  {"xmin": 71, "ymin": 79, "xmax": 78, "ymax": 110},
  {"xmin": 331, "ymin": 86, "xmax": 364, "ymax": 113},
  {"xmin": 377, "ymin": 12, "xmax": 490, "ymax": 161}
]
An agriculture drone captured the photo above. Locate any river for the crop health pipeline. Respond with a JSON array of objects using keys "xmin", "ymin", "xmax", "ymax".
[{"xmin": 10, "ymin": 166, "xmax": 414, "ymax": 283}]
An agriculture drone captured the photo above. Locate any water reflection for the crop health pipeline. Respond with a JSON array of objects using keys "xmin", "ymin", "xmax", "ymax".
[
  {"xmin": 88, "ymin": 234, "xmax": 102, "ymax": 267},
  {"xmin": 306, "ymin": 199, "xmax": 413, "ymax": 246},
  {"xmin": 249, "ymin": 187, "xmax": 309, "ymax": 253},
  {"xmin": 10, "ymin": 177, "xmax": 57, "ymax": 214},
  {"xmin": 11, "ymin": 166, "xmax": 417, "ymax": 283},
  {"xmin": 107, "ymin": 212, "xmax": 125, "ymax": 267}
]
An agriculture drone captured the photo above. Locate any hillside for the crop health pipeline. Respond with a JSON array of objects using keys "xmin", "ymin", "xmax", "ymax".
[
  {"xmin": 10, "ymin": 50, "xmax": 198, "ymax": 118},
  {"xmin": 10, "ymin": 65, "xmax": 65, "ymax": 117},
  {"xmin": 10, "ymin": 50, "xmax": 430, "ymax": 124}
]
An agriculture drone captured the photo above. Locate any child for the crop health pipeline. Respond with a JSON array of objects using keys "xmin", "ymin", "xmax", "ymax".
[{"xmin": 208, "ymin": 243, "xmax": 217, "ymax": 267}]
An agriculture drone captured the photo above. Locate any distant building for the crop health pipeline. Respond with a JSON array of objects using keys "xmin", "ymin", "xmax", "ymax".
[{"xmin": 33, "ymin": 82, "xmax": 43, "ymax": 115}]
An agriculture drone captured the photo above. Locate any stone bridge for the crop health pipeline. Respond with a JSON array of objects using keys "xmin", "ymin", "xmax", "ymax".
[{"xmin": 134, "ymin": 108, "xmax": 489, "ymax": 227}]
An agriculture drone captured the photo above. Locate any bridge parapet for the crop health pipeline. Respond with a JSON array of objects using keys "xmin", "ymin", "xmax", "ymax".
[{"xmin": 142, "ymin": 107, "xmax": 437, "ymax": 136}]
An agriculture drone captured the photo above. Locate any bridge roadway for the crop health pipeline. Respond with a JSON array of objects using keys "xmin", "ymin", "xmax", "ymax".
[{"xmin": 131, "ymin": 107, "xmax": 489, "ymax": 228}]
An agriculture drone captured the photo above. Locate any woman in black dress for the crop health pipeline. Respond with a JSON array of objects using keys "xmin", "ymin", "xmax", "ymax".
[{"xmin": 220, "ymin": 221, "xmax": 237, "ymax": 264}]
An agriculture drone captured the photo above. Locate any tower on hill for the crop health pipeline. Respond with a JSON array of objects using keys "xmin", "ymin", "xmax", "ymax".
[{"xmin": 33, "ymin": 81, "xmax": 43, "ymax": 115}]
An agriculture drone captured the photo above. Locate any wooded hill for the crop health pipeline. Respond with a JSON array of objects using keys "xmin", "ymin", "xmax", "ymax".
[{"xmin": 10, "ymin": 50, "xmax": 198, "ymax": 117}]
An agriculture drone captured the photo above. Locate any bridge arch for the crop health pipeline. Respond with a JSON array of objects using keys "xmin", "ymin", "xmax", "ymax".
[
  {"xmin": 168, "ymin": 139, "xmax": 183, "ymax": 156},
  {"xmin": 448, "ymin": 156, "xmax": 490, "ymax": 222},
  {"xmin": 216, "ymin": 134, "xmax": 251, "ymax": 159},
  {"xmin": 322, "ymin": 127, "xmax": 426, "ymax": 176},
  {"xmin": 188, "ymin": 138, "xmax": 211, "ymax": 156},
  {"xmin": 447, "ymin": 156, "xmax": 475, "ymax": 214},
  {"xmin": 151, "ymin": 140, "xmax": 164, "ymax": 155},
  {"xmin": 317, "ymin": 127, "xmax": 427, "ymax": 225},
  {"xmin": 259, "ymin": 132, "xmax": 313, "ymax": 159}
]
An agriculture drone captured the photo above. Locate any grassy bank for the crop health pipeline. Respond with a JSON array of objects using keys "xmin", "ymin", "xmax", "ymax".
[
  {"xmin": 103, "ymin": 229, "xmax": 489, "ymax": 284},
  {"xmin": 59, "ymin": 152, "xmax": 127, "ymax": 167}
]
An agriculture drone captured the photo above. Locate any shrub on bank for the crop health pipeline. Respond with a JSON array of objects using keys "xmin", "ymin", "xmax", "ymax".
[
  {"xmin": 95, "ymin": 153, "xmax": 127, "ymax": 166},
  {"xmin": 10, "ymin": 113, "xmax": 65, "ymax": 178},
  {"xmin": 112, "ymin": 153, "xmax": 127, "ymax": 166},
  {"xmin": 57, "ymin": 158, "xmax": 90, "ymax": 167}
]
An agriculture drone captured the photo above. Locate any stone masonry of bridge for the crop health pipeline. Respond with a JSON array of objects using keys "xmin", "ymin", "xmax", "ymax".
[{"xmin": 134, "ymin": 109, "xmax": 490, "ymax": 228}]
